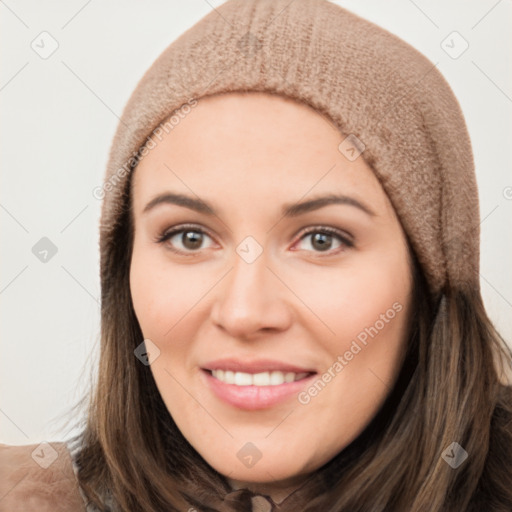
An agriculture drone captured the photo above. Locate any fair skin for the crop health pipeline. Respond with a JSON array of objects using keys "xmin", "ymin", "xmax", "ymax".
[{"xmin": 129, "ymin": 92, "xmax": 413, "ymax": 502}]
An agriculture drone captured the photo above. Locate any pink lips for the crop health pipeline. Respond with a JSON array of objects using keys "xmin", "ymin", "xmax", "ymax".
[{"xmin": 200, "ymin": 358, "xmax": 317, "ymax": 410}]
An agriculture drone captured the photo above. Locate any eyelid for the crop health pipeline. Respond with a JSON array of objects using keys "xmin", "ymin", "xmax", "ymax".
[
  {"xmin": 297, "ymin": 225, "xmax": 354, "ymax": 244},
  {"xmin": 161, "ymin": 222, "xmax": 214, "ymax": 239}
]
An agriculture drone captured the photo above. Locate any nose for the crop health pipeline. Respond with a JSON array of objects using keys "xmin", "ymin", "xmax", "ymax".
[{"xmin": 210, "ymin": 249, "xmax": 292, "ymax": 340}]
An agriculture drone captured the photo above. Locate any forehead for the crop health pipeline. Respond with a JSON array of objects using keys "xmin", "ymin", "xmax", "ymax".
[{"xmin": 131, "ymin": 92, "xmax": 390, "ymax": 215}]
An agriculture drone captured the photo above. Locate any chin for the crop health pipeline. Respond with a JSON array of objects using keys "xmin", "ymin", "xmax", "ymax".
[{"xmin": 201, "ymin": 447, "xmax": 314, "ymax": 485}]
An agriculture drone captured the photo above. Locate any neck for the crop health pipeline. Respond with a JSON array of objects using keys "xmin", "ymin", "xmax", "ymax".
[{"xmin": 226, "ymin": 473, "xmax": 309, "ymax": 504}]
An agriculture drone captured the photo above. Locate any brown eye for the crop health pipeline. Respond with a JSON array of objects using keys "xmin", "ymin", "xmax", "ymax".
[
  {"xmin": 295, "ymin": 226, "xmax": 353, "ymax": 255},
  {"xmin": 180, "ymin": 231, "xmax": 204, "ymax": 250},
  {"xmin": 310, "ymin": 232, "xmax": 335, "ymax": 251},
  {"xmin": 156, "ymin": 225, "xmax": 214, "ymax": 255}
]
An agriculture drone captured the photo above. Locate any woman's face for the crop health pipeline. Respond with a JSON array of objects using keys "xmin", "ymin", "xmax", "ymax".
[{"xmin": 130, "ymin": 92, "xmax": 413, "ymax": 493}]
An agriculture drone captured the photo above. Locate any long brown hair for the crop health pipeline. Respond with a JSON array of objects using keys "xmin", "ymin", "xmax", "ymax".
[{"xmin": 64, "ymin": 168, "xmax": 512, "ymax": 511}]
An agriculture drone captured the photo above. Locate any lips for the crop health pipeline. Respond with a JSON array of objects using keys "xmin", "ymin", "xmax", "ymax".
[{"xmin": 200, "ymin": 358, "xmax": 317, "ymax": 410}]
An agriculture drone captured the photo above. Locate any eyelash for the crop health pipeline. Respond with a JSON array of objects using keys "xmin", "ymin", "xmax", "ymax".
[{"xmin": 154, "ymin": 223, "xmax": 354, "ymax": 257}]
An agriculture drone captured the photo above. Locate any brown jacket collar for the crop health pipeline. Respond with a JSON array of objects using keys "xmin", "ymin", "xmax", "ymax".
[{"xmin": 0, "ymin": 442, "xmax": 87, "ymax": 512}]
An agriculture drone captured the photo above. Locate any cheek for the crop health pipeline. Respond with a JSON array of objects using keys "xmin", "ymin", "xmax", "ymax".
[
  {"xmin": 286, "ymin": 257, "xmax": 410, "ymax": 351},
  {"xmin": 292, "ymin": 262, "xmax": 410, "ymax": 444},
  {"xmin": 129, "ymin": 245, "xmax": 205, "ymax": 341}
]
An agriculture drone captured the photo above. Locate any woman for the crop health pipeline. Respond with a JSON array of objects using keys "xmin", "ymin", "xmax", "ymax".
[{"xmin": 1, "ymin": 0, "xmax": 511, "ymax": 510}]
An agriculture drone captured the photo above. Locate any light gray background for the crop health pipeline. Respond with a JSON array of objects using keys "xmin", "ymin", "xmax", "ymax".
[{"xmin": 1, "ymin": 0, "xmax": 511, "ymax": 445}]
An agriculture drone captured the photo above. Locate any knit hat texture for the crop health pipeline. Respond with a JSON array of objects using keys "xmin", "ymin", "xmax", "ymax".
[{"xmin": 99, "ymin": 0, "xmax": 480, "ymax": 298}]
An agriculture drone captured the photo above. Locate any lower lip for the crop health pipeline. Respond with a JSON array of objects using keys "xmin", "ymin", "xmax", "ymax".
[{"xmin": 201, "ymin": 369, "xmax": 316, "ymax": 410}]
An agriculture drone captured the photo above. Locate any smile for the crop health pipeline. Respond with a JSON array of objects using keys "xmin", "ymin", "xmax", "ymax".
[
  {"xmin": 210, "ymin": 369, "xmax": 311, "ymax": 386},
  {"xmin": 201, "ymin": 367, "xmax": 317, "ymax": 410}
]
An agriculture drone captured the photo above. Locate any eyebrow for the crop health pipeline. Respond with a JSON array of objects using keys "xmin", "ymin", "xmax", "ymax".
[{"xmin": 142, "ymin": 192, "xmax": 376, "ymax": 218}]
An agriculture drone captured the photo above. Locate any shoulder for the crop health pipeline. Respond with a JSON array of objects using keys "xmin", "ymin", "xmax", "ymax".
[{"xmin": 0, "ymin": 441, "xmax": 87, "ymax": 512}]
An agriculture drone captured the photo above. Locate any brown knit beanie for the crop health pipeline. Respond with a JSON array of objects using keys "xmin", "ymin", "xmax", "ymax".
[{"xmin": 98, "ymin": 0, "xmax": 480, "ymax": 299}]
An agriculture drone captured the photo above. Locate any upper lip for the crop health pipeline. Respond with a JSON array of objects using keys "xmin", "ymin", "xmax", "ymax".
[{"xmin": 201, "ymin": 358, "xmax": 317, "ymax": 374}]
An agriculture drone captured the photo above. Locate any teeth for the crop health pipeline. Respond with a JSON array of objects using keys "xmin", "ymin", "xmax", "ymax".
[
  {"xmin": 270, "ymin": 371, "xmax": 284, "ymax": 385},
  {"xmin": 210, "ymin": 370, "xmax": 309, "ymax": 386},
  {"xmin": 234, "ymin": 372, "xmax": 252, "ymax": 385}
]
